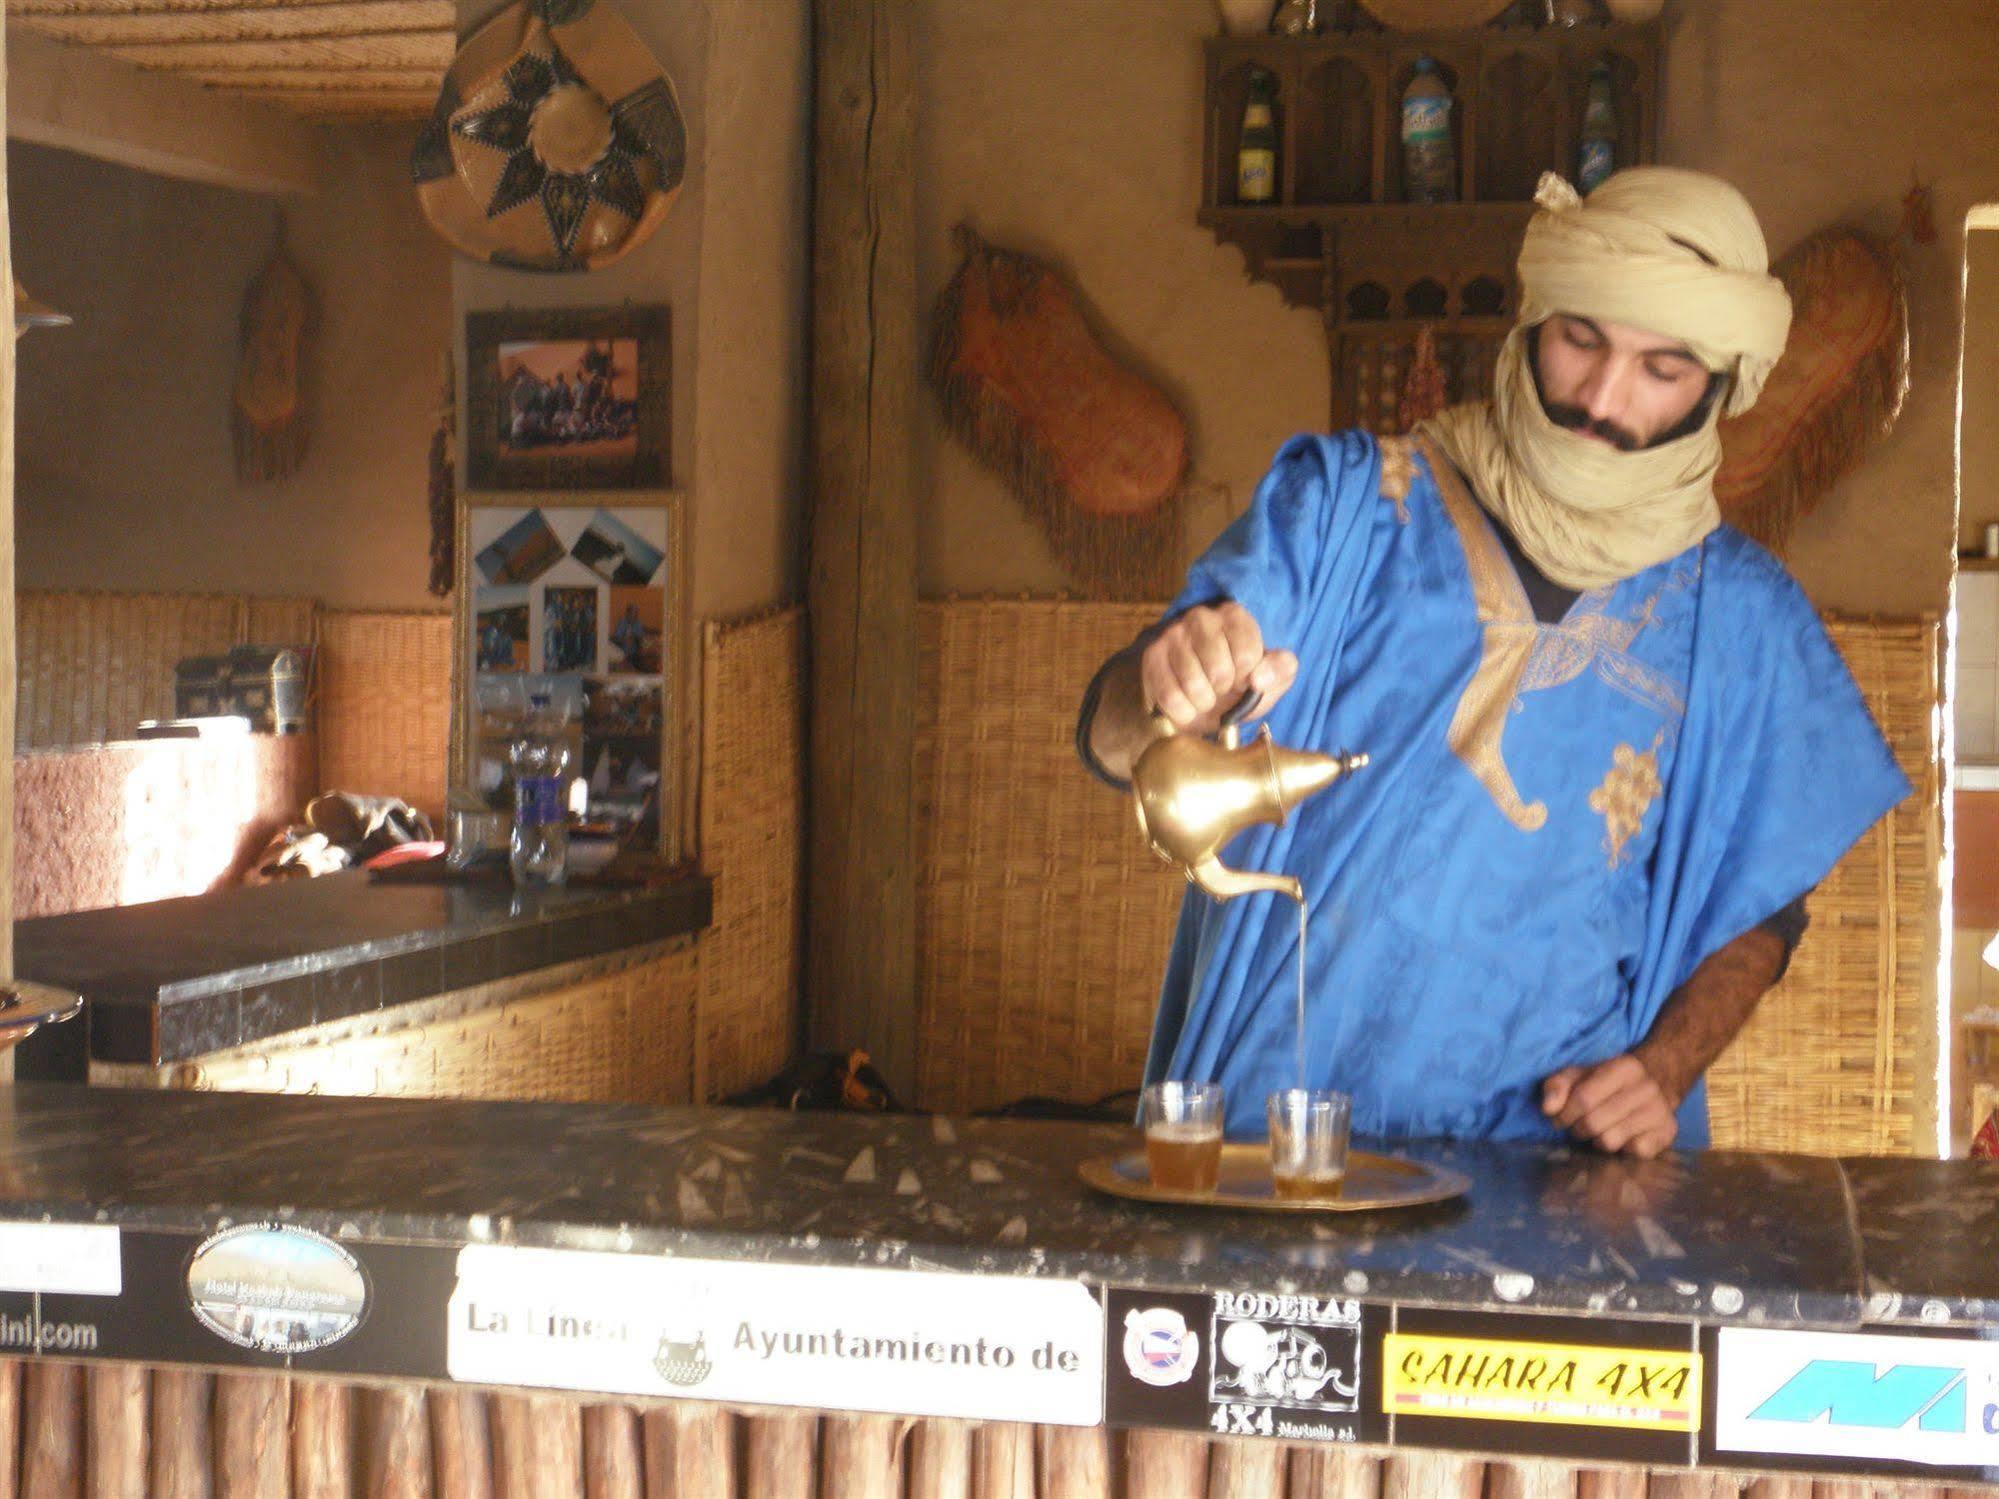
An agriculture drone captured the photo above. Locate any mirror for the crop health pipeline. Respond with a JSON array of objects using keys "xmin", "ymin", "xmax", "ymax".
[{"xmin": 6, "ymin": 134, "xmax": 449, "ymax": 923}]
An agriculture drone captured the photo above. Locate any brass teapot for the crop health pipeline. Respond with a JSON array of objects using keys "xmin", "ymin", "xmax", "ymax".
[{"xmin": 1131, "ymin": 689, "xmax": 1367, "ymax": 903}]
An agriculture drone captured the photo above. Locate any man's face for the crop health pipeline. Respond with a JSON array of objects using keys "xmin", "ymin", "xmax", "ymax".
[{"xmin": 1533, "ymin": 314, "xmax": 1715, "ymax": 451}]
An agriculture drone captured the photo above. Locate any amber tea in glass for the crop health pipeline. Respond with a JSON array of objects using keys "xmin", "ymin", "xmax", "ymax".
[
  {"xmin": 1267, "ymin": 1088, "xmax": 1350, "ymax": 1200},
  {"xmin": 1141, "ymin": 1081, "xmax": 1224, "ymax": 1192}
]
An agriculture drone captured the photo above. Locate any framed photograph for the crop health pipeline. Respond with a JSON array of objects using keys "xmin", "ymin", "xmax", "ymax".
[
  {"xmin": 458, "ymin": 495, "xmax": 686, "ymax": 862},
  {"xmin": 465, "ymin": 305, "xmax": 670, "ymax": 490}
]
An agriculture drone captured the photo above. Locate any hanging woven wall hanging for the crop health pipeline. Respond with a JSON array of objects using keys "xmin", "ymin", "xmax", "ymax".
[
  {"xmin": 929, "ymin": 226, "xmax": 1190, "ymax": 601},
  {"xmin": 233, "ymin": 221, "xmax": 313, "ymax": 483},
  {"xmin": 1715, "ymin": 227, "xmax": 1909, "ymax": 553}
]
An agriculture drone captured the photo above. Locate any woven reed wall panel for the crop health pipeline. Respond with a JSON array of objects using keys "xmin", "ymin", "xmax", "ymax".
[
  {"xmin": 914, "ymin": 600, "xmax": 1183, "ymax": 1114},
  {"xmin": 913, "ymin": 600, "xmax": 1942, "ymax": 1147},
  {"xmin": 1708, "ymin": 615, "xmax": 1942, "ymax": 1157},
  {"xmin": 316, "ymin": 610, "xmax": 453, "ymax": 824},
  {"xmin": 695, "ymin": 607, "xmax": 806, "ymax": 1101},
  {"xmin": 170, "ymin": 945, "xmax": 700, "ymax": 1105},
  {"xmin": 16, "ymin": 589, "xmax": 316, "ymax": 751}
]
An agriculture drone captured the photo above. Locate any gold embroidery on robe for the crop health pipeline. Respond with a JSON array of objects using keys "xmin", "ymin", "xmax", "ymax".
[
  {"xmin": 1417, "ymin": 437, "xmax": 1687, "ymax": 834},
  {"xmin": 1420, "ymin": 437, "xmax": 1548, "ymax": 832},
  {"xmin": 1589, "ymin": 734, "xmax": 1666, "ymax": 867},
  {"xmin": 1379, "ymin": 435, "xmax": 1417, "ymax": 524}
]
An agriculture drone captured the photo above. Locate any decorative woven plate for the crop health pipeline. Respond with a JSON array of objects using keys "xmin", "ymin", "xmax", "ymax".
[
  {"xmin": 1079, "ymin": 1143, "xmax": 1469, "ymax": 1213},
  {"xmin": 1357, "ymin": 0, "xmax": 1514, "ymax": 28},
  {"xmin": 412, "ymin": 0, "xmax": 686, "ymax": 273}
]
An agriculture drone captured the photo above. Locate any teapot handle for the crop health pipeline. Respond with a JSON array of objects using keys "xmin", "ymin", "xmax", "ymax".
[
  {"xmin": 1147, "ymin": 685, "xmax": 1265, "ymax": 746},
  {"xmin": 1218, "ymin": 687, "xmax": 1262, "ymax": 732}
]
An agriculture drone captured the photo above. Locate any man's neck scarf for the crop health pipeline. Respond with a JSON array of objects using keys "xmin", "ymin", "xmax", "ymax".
[{"xmin": 1420, "ymin": 169, "xmax": 1794, "ymax": 590}]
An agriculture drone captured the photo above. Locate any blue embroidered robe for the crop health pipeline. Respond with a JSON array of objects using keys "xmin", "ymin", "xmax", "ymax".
[{"xmin": 1144, "ymin": 431, "xmax": 1912, "ymax": 1144}]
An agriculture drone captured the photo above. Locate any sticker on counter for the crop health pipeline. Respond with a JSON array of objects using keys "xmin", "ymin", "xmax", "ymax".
[
  {"xmin": 1715, "ymin": 1326, "xmax": 1999, "ymax": 1470},
  {"xmin": 1104, "ymin": 1286, "xmax": 1387, "ymax": 1444},
  {"xmin": 186, "ymin": 1224, "xmax": 368, "ymax": 1354},
  {"xmin": 1387, "ymin": 1308, "xmax": 1698, "ymax": 1467},
  {"xmin": 1384, "ymin": 1331, "xmax": 1700, "ymax": 1433},
  {"xmin": 447, "ymin": 1247, "xmax": 1104, "ymax": 1426},
  {"xmin": 0, "ymin": 1222, "xmax": 120, "ymax": 1296}
]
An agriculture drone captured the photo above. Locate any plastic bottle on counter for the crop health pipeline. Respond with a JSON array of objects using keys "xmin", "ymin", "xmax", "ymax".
[
  {"xmin": 509, "ymin": 691, "xmax": 571, "ymax": 888},
  {"xmin": 1401, "ymin": 58, "xmax": 1457, "ymax": 205},
  {"xmin": 1577, "ymin": 60, "xmax": 1617, "ymax": 193}
]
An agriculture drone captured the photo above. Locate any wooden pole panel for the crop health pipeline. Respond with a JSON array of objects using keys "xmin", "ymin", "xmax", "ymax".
[
  {"xmin": 971, "ymin": 1423, "xmax": 1035, "ymax": 1499},
  {"xmin": 805, "ymin": 0, "xmax": 921, "ymax": 1092},
  {"xmin": 0, "ymin": 1361, "xmax": 19, "ymax": 1499},
  {"xmin": 1490, "ymin": 1461, "xmax": 1583, "ymax": 1499},
  {"xmin": 214, "ymin": 1372, "xmax": 291, "ymax": 1499},
  {"xmin": 85, "ymin": 1364, "xmax": 148, "ymax": 1499},
  {"xmin": 1382, "ymin": 1452, "xmax": 1485, "ymax": 1499},
  {"xmin": 21, "ymin": 1362, "xmax": 83, "ymax": 1499},
  {"xmin": 581, "ymin": 1406, "xmax": 642, "ymax": 1499},
  {"xmin": 1287, "ymin": 1446, "xmax": 1381, "ymax": 1499},
  {"xmin": 819, "ymin": 1414, "xmax": 907, "ymax": 1499},
  {"xmin": 1206, "ymin": 1439, "xmax": 1286, "ymax": 1498},
  {"xmin": 149, "ymin": 1370, "xmax": 214, "ymax": 1499},
  {"xmin": 291, "ymin": 1382, "xmax": 352, "ymax": 1499},
  {"xmin": 1124, "ymin": 1430, "xmax": 1209, "ymax": 1499},
  {"xmin": 743, "ymin": 1412, "xmax": 817, "ymax": 1499},
  {"xmin": 640, "ymin": 1405, "xmax": 734, "ymax": 1499},
  {"xmin": 360, "ymin": 1386, "xmax": 429, "ymax": 1499},
  {"xmin": 427, "ymin": 1391, "xmax": 493, "ymax": 1499},
  {"xmin": 1036, "ymin": 1425, "xmax": 1109, "ymax": 1499},
  {"xmin": 1578, "ymin": 1472, "xmax": 1650, "ymax": 1499},
  {"xmin": 907, "ymin": 1419, "xmax": 973, "ymax": 1499},
  {"xmin": 489, "ymin": 1395, "xmax": 582, "ymax": 1499}
]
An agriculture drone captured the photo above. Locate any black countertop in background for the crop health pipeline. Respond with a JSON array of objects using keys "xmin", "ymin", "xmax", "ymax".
[{"xmin": 13, "ymin": 869, "xmax": 712, "ymax": 1070}]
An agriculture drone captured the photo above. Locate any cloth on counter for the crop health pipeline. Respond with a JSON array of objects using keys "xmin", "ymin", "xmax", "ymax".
[{"xmin": 248, "ymin": 792, "xmax": 435, "ymax": 883}]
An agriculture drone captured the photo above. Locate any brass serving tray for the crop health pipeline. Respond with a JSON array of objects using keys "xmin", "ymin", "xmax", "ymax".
[{"xmin": 1079, "ymin": 1143, "xmax": 1469, "ymax": 1213}]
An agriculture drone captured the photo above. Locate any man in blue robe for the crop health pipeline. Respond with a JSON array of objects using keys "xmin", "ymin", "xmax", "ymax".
[{"xmin": 1077, "ymin": 169, "xmax": 1911, "ymax": 1156}]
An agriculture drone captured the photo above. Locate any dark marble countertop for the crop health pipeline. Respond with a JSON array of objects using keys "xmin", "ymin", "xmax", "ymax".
[
  {"xmin": 0, "ymin": 1083, "xmax": 1873, "ymax": 1329},
  {"xmin": 13, "ymin": 870, "xmax": 711, "ymax": 1068},
  {"xmin": 1843, "ymin": 1155, "xmax": 1999, "ymax": 1328}
]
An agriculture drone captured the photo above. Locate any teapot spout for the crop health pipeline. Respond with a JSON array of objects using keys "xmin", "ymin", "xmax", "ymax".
[{"xmin": 1186, "ymin": 856, "xmax": 1303, "ymax": 905}]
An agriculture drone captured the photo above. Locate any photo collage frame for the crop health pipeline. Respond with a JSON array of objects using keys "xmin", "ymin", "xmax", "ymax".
[{"xmin": 464, "ymin": 498, "xmax": 683, "ymax": 860}]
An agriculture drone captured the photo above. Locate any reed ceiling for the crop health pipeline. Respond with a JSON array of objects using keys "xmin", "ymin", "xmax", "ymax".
[{"xmin": 7, "ymin": 0, "xmax": 452, "ymax": 120}]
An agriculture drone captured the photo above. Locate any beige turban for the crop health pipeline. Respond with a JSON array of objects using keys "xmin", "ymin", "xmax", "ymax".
[{"xmin": 1421, "ymin": 168, "xmax": 1794, "ymax": 589}]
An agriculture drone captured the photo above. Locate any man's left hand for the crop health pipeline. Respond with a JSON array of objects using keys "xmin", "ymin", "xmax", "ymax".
[{"xmin": 1541, "ymin": 1054, "xmax": 1678, "ymax": 1158}]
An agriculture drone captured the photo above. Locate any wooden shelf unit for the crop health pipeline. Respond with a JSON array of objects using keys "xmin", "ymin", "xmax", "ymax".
[{"xmin": 1200, "ymin": 19, "xmax": 1663, "ymax": 431}]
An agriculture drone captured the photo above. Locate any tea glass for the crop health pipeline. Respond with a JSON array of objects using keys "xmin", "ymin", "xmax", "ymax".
[
  {"xmin": 1266, "ymin": 1088, "xmax": 1352, "ymax": 1200},
  {"xmin": 1140, "ymin": 1081, "xmax": 1225, "ymax": 1192}
]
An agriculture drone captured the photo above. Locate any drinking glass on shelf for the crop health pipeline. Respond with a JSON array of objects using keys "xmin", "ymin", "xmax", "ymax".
[
  {"xmin": 1266, "ymin": 1088, "xmax": 1352, "ymax": 1200},
  {"xmin": 1140, "ymin": 1081, "xmax": 1225, "ymax": 1192}
]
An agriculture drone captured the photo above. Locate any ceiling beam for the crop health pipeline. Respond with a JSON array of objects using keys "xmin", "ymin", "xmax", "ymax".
[
  {"xmin": 103, "ymin": 31, "xmax": 450, "ymax": 67},
  {"xmin": 16, "ymin": 5, "xmax": 450, "ymax": 47},
  {"xmin": 6, "ymin": 24, "xmax": 326, "ymax": 193}
]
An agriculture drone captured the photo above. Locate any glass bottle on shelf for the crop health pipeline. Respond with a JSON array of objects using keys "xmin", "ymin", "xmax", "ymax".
[
  {"xmin": 1237, "ymin": 68, "xmax": 1279, "ymax": 205},
  {"xmin": 1577, "ymin": 60, "xmax": 1617, "ymax": 192},
  {"xmin": 1401, "ymin": 58, "xmax": 1457, "ymax": 205}
]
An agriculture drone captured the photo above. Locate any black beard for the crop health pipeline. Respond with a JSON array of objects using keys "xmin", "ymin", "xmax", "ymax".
[{"xmin": 1542, "ymin": 401, "xmax": 1644, "ymax": 452}]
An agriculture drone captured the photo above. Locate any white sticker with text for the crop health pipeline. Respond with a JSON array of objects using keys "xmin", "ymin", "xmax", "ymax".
[
  {"xmin": 447, "ymin": 1246, "xmax": 1104, "ymax": 1426},
  {"xmin": 1716, "ymin": 1326, "xmax": 1999, "ymax": 1468},
  {"xmin": 0, "ymin": 1223, "xmax": 120, "ymax": 1296}
]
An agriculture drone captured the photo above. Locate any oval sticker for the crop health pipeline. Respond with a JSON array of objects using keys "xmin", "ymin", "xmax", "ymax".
[{"xmin": 186, "ymin": 1224, "xmax": 367, "ymax": 1354}]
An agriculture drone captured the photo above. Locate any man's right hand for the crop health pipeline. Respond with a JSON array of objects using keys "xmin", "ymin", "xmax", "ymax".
[{"xmin": 1141, "ymin": 602, "xmax": 1298, "ymax": 736}]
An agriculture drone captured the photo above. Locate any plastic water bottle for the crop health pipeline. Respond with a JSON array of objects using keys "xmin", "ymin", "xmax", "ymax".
[
  {"xmin": 509, "ymin": 692, "xmax": 571, "ymax": 888},
  {"xmin": 1577, "ymin": 61, "xmax": 1617, "ymax": 193},
  {"xmin": 1401, "ymin": 58, "xmax": 1457, "ymax": 205}
]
